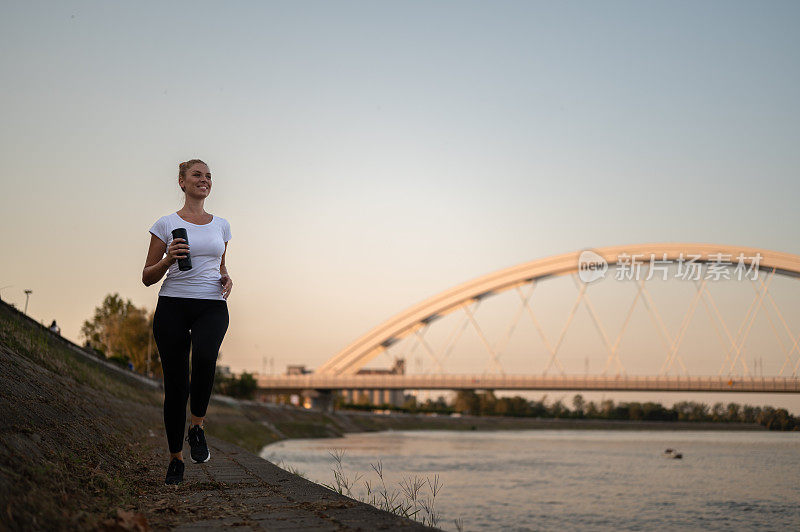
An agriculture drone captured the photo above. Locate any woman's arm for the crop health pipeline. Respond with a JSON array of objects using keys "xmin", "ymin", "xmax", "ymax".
[
  {"xmin": 220, "ymin": 241, "xmax": 229, "ymax": 277},
  {"xmin": 143, "ymin": 233, "xmax": 187, "ymax": 286},
  {"xmin": 220, "ymin": 241, "xmax": 233, "ymax": 299}
]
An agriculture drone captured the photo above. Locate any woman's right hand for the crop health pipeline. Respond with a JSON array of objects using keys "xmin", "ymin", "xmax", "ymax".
[{"xmin": 165, "ymin": 238, "xmax": 190, "ymax": 265}]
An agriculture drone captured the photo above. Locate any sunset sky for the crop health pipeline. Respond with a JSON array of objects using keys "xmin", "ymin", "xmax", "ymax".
[{"xmin": 2, "ymin": 1, "xmax": 799, "ymax": 409}]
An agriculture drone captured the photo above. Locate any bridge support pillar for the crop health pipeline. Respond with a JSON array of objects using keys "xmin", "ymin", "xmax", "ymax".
[{"xmin": 308, "ymin": 389, "xmax": 334, "ymax": 413}]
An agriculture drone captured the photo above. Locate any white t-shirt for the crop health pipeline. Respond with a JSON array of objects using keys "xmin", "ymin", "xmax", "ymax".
[{"xmin": 149, "ymin": 212, "xmax": 232, "ymax": 300}]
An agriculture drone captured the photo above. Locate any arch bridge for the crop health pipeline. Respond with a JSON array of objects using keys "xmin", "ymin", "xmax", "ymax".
[{"xmin": 258, "ymin": 243, "xmax": 800, "ymax": 394}]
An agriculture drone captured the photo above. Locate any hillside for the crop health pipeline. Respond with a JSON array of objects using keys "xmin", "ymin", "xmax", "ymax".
[{"xmin": 0, "ymin": 299, "xmax": 167, "ymax": 529}]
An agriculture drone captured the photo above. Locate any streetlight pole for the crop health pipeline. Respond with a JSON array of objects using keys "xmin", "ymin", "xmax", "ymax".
[
  {"xmin": 0, "ymin": 285, "xmax": 12, "ymax": 301},
  {"xmin": 24, "ymin": 289, "xmax": 33, "ymax": 315}
]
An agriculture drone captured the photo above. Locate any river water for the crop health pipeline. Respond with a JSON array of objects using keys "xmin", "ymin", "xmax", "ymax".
[{"xmin": 262, "ymin": 429, "xmax": 800, "ymax": 531}]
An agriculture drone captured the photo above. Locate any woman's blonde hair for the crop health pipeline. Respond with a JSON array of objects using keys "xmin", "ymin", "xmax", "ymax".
[{"xmin": 178, "ymin": 159, "xmax": 209, "ymax": 192}]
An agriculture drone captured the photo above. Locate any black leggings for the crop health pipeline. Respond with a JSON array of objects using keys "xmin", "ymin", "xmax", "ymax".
[{"xmin": 152, "ymin": 296, "xmax": 229, "ymax": 453}]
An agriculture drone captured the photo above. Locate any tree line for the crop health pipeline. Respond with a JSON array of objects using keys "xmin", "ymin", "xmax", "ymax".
[
  {"xmin": 341, "ymin": 390, "xmax": 799, "ymax": 431},
  {"xmin": 213, "ymin": 368, "xmax": 257, "ymax": 399}
]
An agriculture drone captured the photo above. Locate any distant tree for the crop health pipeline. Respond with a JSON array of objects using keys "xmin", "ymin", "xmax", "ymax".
[
  {"xmin": 550, "ymin": 399, "xmax": 568, "ymax": 418},
  {"xmin": 742, "ymin": 405, "xmax": 757, "ymax": 424},
  {"xmin": 726, "ymin": 403, "xmax": 742, "ymax": 422},
  {"xmin": 642, "ymin": 402, "xmax": 676, "ymax": 421},
  {"xmin": 600, "ymin": 399, "xmax": 616, "ymax": 419},
  {"xmin": 529, "ymin": 397, "xmax": 549, "ymax": 417},
  {"xmin": 768, "ymin": 409, "xmax": 797, "ymax": 430},
  {"xmin": 508, "ymin": 396, "xmax": 532, "ymax": 416},
  {"xmin": 214, "ymin": 370, "xmax": 257, "ymax": 400},
  {"xmin": 627, "ymin": 402, "xmax": 643, "ymax": 421},
  {"xmin": 402, "ymin": 395, "xmax": 418, "ymax": 412},
  {"xmin": 80, "ymin": 293, "xmax": 160, "ymax": 375},
  {"xmin": 422, "ymin": 395, "xmax": 450, "ymax": 412},
  {"xmin": 454, "ymin": 390, "xmax": 480, "ymax": 415},
  {"xmin": 673, "ymin": 401, "xmax": 690, "ymax": 421},
  {"xmin": 435, "ymin": 395, "xmax": 449, "ymax": 409},
  {"xmin": 494, "ymin": 397, "xmax": 511, "ymax": 416},
  {"xmin": 478, "ymin": 390, "xmax": 497, "ymax": 415},
  {"xmin": 233, "ymin": 372, "xmax": 257, "ymax": 400},
  {"xmin": 611, "ymin": 403, "xmax": 630, "ymax": 420},
  {"xmin": 695, "ymin": 402, "xmax": 711, "ymax": 421},
  {"xmin": 572, "ymin": 394, "xmax": 585, "ymax": 417}
]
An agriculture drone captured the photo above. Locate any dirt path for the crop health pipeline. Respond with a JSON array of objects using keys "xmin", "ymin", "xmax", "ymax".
[{"xmin": 134, "ymin": 428, "xmax": 434, "ymax": 531}]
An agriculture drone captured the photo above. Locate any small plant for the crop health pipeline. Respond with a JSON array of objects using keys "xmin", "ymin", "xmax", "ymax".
[
  {"xmin": 321, "ymin": 449, "xmax": 444, "ymax": 528},
  {"xmin": 325, "ymin": 448, "xmax": 363, "ymax": 497},
  {"xmin": 262, "ymin": 452, "xmax": 307, "ymax": 479}
]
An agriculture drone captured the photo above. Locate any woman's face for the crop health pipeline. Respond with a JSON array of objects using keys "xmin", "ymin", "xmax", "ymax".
[{"xmin": 181, "ymin": 163, "xmax": 212, "ymax": 198}]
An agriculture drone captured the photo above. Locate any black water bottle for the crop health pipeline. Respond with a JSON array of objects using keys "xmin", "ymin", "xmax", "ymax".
[{"xmin": 171, "ymin": 228, "xmax": 192, "ymax": 271}]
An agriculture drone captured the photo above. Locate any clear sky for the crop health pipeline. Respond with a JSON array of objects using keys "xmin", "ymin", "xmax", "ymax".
[{"xmin": 2, "ymin": 1, "xmax": 799, "ymax": 409}]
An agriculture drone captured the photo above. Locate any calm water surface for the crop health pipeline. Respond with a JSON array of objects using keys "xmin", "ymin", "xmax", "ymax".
[{"xmin": 262, "ymin": 429, "xmax": 800, "ymax": 531}]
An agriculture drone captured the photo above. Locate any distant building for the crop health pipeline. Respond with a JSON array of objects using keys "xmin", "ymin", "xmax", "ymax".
[{"xmin": 286, "ymin": 364, "xmax": 312, "ymax": 375}]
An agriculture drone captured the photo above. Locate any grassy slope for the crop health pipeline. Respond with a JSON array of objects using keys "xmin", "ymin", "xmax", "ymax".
[{"xmin": 0, "ymin": 302, "xmax": 165, "ymax": 530}]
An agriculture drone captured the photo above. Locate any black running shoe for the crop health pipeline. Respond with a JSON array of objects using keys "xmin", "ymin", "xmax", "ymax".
[
  {"xmin": 186, "ymin": 424, "xmax": 211, "ymax": 463},
  {"xmin": 164, "ymin": 457, "xmax": 185, "ymax": 485}
]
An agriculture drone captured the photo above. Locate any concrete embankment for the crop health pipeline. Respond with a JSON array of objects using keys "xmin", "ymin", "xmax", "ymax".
[{"xmin": 0, "ymin": 300, "xmax": 435, "ymax": 531}]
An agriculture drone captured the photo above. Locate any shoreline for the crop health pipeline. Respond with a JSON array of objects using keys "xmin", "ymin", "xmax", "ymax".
[
  {"xmin": 208, "ymin": 398, "xmax": 769, "ymax": 456},
  {"xmin": 333, "ymin": 410, "xmax": 768, "ymax": 432}
]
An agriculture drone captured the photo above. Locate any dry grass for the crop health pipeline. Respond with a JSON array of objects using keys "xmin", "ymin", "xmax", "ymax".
[{"xmin": 322, "ymin": 449, "xmax": 445, "ymax": 529}]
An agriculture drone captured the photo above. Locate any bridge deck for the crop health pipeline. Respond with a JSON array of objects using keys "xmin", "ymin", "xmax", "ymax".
[{"xmin": 256, "ymin": 375, "xmax": 800, "ymax": 393}]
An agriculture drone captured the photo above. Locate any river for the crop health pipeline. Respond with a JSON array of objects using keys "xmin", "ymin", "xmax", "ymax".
[{"xmin": 262, "ymin": 429, "xmax": 799, "ymax": 531}]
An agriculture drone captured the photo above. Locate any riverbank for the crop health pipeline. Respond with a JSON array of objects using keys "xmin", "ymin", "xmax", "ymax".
[
  {"xmin": 206, "ymin": 399, "xmax": 765, "ymax": 457},
  {"xmin": 0, "ymin": 300, "xmax": 434, "ymax": 531}
]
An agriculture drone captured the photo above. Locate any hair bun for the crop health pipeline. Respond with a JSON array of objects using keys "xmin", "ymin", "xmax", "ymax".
[{"xmin": 177, "ymin": 158, "xmax": 208, "ymax": 181}]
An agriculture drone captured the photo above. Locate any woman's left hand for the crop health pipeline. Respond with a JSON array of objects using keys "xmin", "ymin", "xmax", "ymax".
[{"xmin": 220, "ymin": 274, "xmax": 234, "ymax": 300}]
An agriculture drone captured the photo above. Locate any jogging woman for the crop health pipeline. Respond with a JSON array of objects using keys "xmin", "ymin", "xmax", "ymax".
[{"xmin": 142, "ymin": 159, "xmax": 233, "ymax": 485}]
